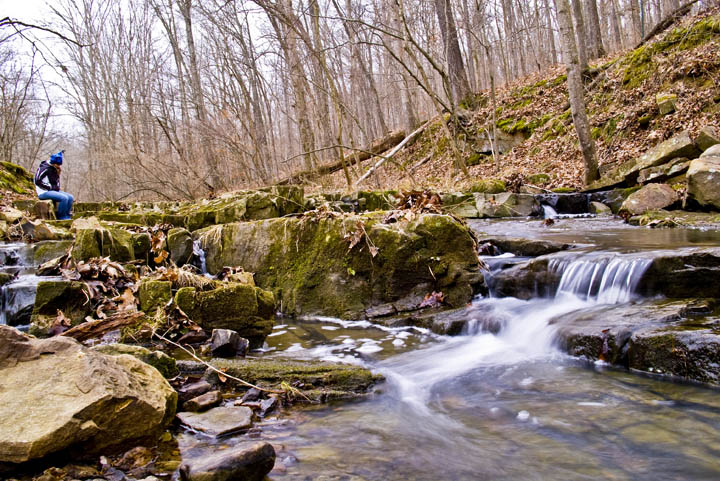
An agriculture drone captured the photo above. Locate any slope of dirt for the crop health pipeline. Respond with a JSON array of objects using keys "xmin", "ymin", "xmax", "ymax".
[{"xmin": 314, "ymin": 9, "xmax": 720, "ymax": 194}]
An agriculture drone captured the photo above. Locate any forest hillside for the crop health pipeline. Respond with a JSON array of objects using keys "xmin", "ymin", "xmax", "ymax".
[{"xmin": 316, "ymin": 9, "xmax": 720, "ymax": 193}]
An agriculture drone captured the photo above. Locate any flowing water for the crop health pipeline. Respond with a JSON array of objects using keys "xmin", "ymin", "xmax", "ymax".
[{"xmin": 177, "ymin": 218, "xmax": 720, "ymax": 480}]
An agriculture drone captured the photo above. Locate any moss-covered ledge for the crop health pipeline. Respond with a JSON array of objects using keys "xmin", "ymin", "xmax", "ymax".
[{"xmin": 195, "ymin": 212, "xmax": 486, "ymax": 319}]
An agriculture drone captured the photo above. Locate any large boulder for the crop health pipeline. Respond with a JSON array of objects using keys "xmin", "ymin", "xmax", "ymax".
[
  {"xmin": 588, "ymin": 131, "xmax": 701, "ymax": 190},
  {"xmin": 93, "ymin": 343, "xmax": 179, "ymax": 378},
  {"xmin": 138, "ymin": 280, "xmax": 172, "ymax": 315},
  {"xmin": 196, "ymin": 213, "xmax": 486, "ymax": 319},
  {"xmin": 0, "ymin": 326, "xmax": 177, "ymax": 464},
  {"xmin": 475, "ymin": 192, "xmax": 540, "ymax": 218},
  {"xmin": 167, "ymin": 228, "xmax": 194, "ymax": 266},
  {"xmin": 619, "ymin": 183, "xmax": 680, "ymax": 215},
  {"xmin": 175, "ymin": 283, "xmax": 275, "ymax": 347},
  {"xmin": 687, "ymin": 145, "xmax": 720, "ymax": 210}
]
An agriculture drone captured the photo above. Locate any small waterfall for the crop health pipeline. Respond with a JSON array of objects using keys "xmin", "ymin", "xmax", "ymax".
[
  {"xmin": 192, "ymin": 240, "xmax": 208, "ymax": 274},
  {"xmin": 550, "ymin": 255, "xmax": 652, "ymax": 304},
  {"xmin": 542, "ymin": 204, "xmax": 558, "ymax": 219}
]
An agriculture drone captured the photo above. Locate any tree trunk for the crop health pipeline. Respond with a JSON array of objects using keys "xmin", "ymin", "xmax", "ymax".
[
  {"xmin": 433, "ymin": 0, "xmax": 471, "ymax": 105},
  {"xmin": 570, "ymin": 0, "xmax": 589, "ymax": 71},
  {"xmin": 555, "ymin": 0, "xmax": 599, "ymax": 185},
  {"xmin": 585, "ymin": 0, "xmax": 607, "ymax": 58}
]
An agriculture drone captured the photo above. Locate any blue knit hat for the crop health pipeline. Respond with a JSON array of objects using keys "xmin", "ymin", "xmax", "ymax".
[{"xmin": 49, "ymin": 151, "xmax": 63, "ymax": 165}]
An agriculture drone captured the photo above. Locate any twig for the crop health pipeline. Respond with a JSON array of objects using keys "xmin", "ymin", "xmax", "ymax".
[{"xmin": 151, "ymin": 330, "xmax": 284, "ymax": 395}]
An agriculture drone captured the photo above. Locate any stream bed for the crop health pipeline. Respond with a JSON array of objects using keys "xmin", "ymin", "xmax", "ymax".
[{"xmin": 186, "ymin": 217, "xmax": 720, "ymax": 481}]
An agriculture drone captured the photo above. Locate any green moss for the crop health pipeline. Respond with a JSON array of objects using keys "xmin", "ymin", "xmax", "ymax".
[
  {"xmin": 0, "ymin": 161, "xmax": 34, "ymax": 194},
  {"xmin": 527, "ymin": 174, "xmax": 551, "ymax": 186},
  {"xmin": 139, "ymin": 280, "xmax": 172, "ymax": 315},
  {"xmin": 29, "ymin": 281, "xmax": 93, "ymax": 337},
  {"xmin": 470, "ymin": 179, "xmax": 506, "ymax": 193},
  {"xmin": 622, "ymin": 16, "xmax": 720, "ymax": 88},
  {"xmin": 33, "ymin": 240, "xmax": 73, "ymax": 265},
  {"xmin": 208, "ymin": 358, "xmax": 383, "ymax": 397},
  {"xmin": 552, "ymin": 187, "xmax": 577, "ymax": 193}
]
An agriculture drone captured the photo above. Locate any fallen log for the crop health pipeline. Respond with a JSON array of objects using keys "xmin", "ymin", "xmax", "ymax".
[
  {"xmin": 61, "ymin": 311, "xmax": 145, "ymax": 342},
  {"xmin": 278, "ymin": 130, "xmax": 406, "ymax": 185},
  {"xmin": 354, "ymin": 121, "xmax": 431, "ymax": 187}
]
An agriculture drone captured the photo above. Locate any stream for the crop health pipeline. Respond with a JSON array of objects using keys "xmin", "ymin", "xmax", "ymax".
[
  {"xmin": 3, "ymin": 218, "xmax": 720, "ymax": 479},
  {"xmin": 228, "ymin": 218, "xmax": 720, "ymax": 481}
]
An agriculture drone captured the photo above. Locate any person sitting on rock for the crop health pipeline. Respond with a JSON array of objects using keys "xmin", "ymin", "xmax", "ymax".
[{"xmin": 34, "ymin": 151, "xmax": 74, "ymax": 220}]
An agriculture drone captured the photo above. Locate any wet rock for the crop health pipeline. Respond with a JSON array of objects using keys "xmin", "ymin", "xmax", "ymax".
[
  {"xmin": 591, "ymin": 187, "xmax": 641, "ymax": 213},
  {"xmin": 687, "ymin": 145, "xmax": 720, "ymax": 210},
  {"xmin": 183, "ymin": 390, "xmax": 223, "ymax": 412},
  {"xmin": 138, "ymin": 280, "xmax": 172, "ymax": 316},
  {"xmin": 178, "ymin": 329, "xmax": 209, "ymax": 345},
  {"xmin": 258, "ymin": 396, "xmax": 279, "ymax": 417},
  {"xmin": 240, "ymin": 388, "xmax": 262, "ymax": 403},
  {"xmin": 0, "ymin": 326, "xmax": 177, "ymax": 463},
  {"xmin": 588, "ymin": 131, "xmax": 701, "ymax": 190},
  {"xmin": 115, "ymin": 446, "xmax": 154, "ymax": 471},
  {"xmin": 0, "ymin": 220, "xmax": 7, "ymax": 240},
  {"xmin": 176, "ymin": 406, "xmax": 253, "ymax": 437},
  {"xmin": 179, "ymin": 442, "xmax": 275, "ymax": 481},
  {"xmin": 589, "ymin": 201, "xmax": 612, "ymax": 215},
  {"xmin": 619, "ymin": 183, "xmax": 680, "ymax": 215},
  {"xmin": 167, "ymin": 228, "xmax": 193, "ymax": 266},
  {"xmin": 29, "ymin": 281, "xmax": 94, "ymax": 337},
  {"xmin": 536, "ymin": 193, "xmax": 589, "ymax": 214},
  {"xmin": 93, "ymin": 343, "xmax": 179, "ymax": 379},
  {"xmin": 209, "ymin": 329, "xmax": 249, "ymax": 358},
  {"xmin": 478, "ymin": 237, "xmax": 572, "ymax": 257},
  {"xmin": 177, "ymin": 380, "xmax": 213, "ymax": 403},
  {"xmin": 0, "ymin": 272, "xmax": 13, "ymax": 286},
  {"xmin": 552, "ymin": 300, "xmax": 720, "ymax": 384},
  {"xmin": 638, "ymin": 248, "xmax": 720, "ymax": 298},
  {"xmin": 175, "ymin": 284, "xmax": 274, "ymax": 348},
  {"xmin": 475, "ymin": 193, "xmax": 540, "ymax": 218},
  {"xmin": 198, "ymin": 213, "xmax": 486, "ymax": 319},
  {"xmin": 487, "ymin": 257, "xmax": 559, "ymax": 299},
  {"xmin": 205, "ymin": 358, "xmax": 382, "ymax": 401},
  {"xmin": 33, "ymin": 240, "xmax": 73, "ymax": 265},
  {"xmin": 696, "ymin": 125, "xmax": 720, "ymax": 151}
]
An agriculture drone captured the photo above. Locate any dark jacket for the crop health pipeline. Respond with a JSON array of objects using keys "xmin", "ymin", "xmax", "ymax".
[{"xmin": 34, "ymin": 160, "xmax": 60, "ymax": 192}]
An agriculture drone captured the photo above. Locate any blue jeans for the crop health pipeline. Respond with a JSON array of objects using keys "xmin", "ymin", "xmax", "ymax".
[{"xmin": 38, "ymin": 191, "xmax": 74, "ymax": 220}]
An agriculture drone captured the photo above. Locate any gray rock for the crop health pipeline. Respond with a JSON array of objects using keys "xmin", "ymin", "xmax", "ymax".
[
  {"xmin": 619, "ymin": 183, "xmax": 679, "ymax": 215},
  {"xmin": 478, "ymin": 237, "xmax": 572, "ymax": 257},
  {"xmin": 475, "ymin": 193, "xmax": 540, "ymax": 218},
  {"xmin": 589, "ymin": 201, "xmax": 612, "ymax": 215},
  {"xmin": 209, "ymin": 329, "xmax": 249, "ymax": 358},
  {"xmin": 176, "ymin": 406, "xmax": 253, "ymax": 437},
  {"xmin": 656, "ymin": 92, "xmax": 677, "ymax": 115},
  {"xmin": 697, "ymin": 126, "xmax": 720, "ymax": 151},
  {"xmin": 93, "ymin": 343, "xmax": 178, "ymax": 378},
  {"xmin": 687, "ymin": 148, "xmax": 720, "ymax": 209},
  {"xmin": 588, "ymin": 131, "xmax": 701, "ymax": 190},
  {"xmin": 259, "ymin": 396, "xmax": 279, "ymax": 417},
  {"xmin": 179, "ymin": 442, "xmax": 275, "ymax": 481},
  {"xmin": 0, "ymin": 326, "xmax": 177, "ymax": 463},
  {"xmin": 637, "ymin": 157, "xmax": 690, "ymax": 184},
  {"xmin": 167, "ymin": 228, "xmax": 193, "ymax": 266},
  {"xmin": 183, "ymin": 390, "xmax": 223, "ymax": 412},
  {"xmin": 178, "ymin": 380, "xmax": 213, "ymax": 403},
  {"xmin": 240, "ymin": 388, "xmax": 262, "ymax": 403}
]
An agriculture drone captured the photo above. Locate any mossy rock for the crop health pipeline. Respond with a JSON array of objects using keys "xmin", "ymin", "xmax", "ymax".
[
  {"xmin": 0, "ymin": 161, "xmax": 34, "ymax": 194},
  {"xmin": 33, "ymin": 240, "xmax": 73, "ymax": 265},
  {"xmin": 93, "ymin": 343, "xmax": 179, "ymax": 378},
  {"xmin": 206, "ymin": 358, "xmax": 383, "ymax": 399},
  {"xmin": 0, "ymin": 272, "xmax": 13, "ymax": 286},
  {"xmin": 470, "ymin": 179, "xmax": 506, "ymax": 194},
  {"xmin": 167, "ymin": 228, "xmax": 193, "ymax": 266},
  {"xmin": 139, "ymin": 280, "xmax": 172, "ymax": 315},
  {"xmin": 29, "ymin": 281, "xmax": 93, "ymax": 336},
  {"xmin": 175, "ymin": 283, "xmax": 275, "ymax": 347},
  {"xmin": 526, "ymin": 174, "xmax": 550, "ymax": 186},
  {"xmin": 196, "ymin": 213, "xmax": 485, "ymax": 319},
  {"xmin": 357, "ymin": 191, "xmax": 398, "ymax": 211},
  {"xmin": 72, "ymin": 225, "xmax": 138, "ymax": 262}
]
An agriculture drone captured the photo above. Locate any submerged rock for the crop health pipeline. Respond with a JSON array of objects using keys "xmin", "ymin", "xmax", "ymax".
[
  {"xmin": 197, "ymin": 213, "xmax": 485, "ymax": 319},
  {"xmin": 177, "ymin": 406, "xmax": 254, "ymax": 437},
  {"xmin": 0, "ymin": 326, "xmax": 177, "ymax": 464},
  {"xmin": 179, "ymin": 442, "xmax": 275, "ymax": 481}
]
